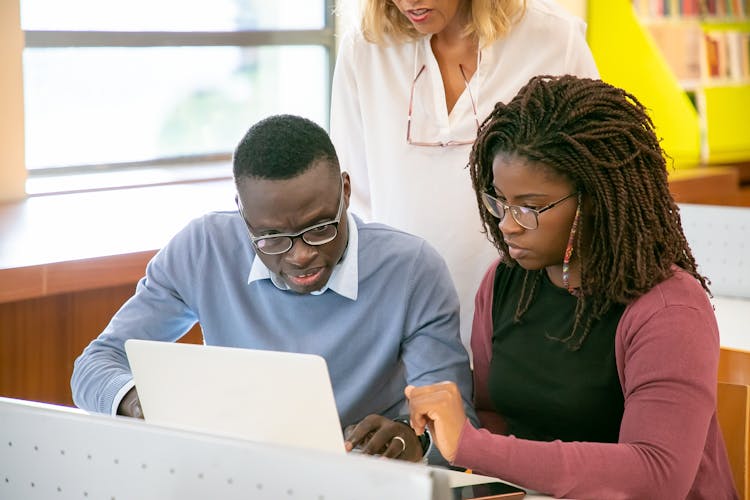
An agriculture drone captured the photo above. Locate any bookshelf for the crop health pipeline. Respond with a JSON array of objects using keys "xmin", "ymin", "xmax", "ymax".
[{"xmin": 587, "ymin": 0, "xmax": 750, "ymax": 167}]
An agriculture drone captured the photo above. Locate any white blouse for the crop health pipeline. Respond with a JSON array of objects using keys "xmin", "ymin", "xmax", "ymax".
[{"xmin": 330, "ymin": 0, "xmax": 600, "ymax": 349}]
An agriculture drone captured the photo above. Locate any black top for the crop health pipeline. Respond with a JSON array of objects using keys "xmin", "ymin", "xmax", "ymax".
[{"xmin": 488, "ymin": 263, "xmax": 625, "ymax": 443}]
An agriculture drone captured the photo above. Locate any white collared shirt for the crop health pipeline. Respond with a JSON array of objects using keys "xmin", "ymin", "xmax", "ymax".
[{"xmin": 247, "ymin": 212, "xmax": 359, "ymax": 301}]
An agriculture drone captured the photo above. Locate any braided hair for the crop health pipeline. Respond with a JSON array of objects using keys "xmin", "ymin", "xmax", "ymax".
[{"xmin": 468, "ymin": 75, "xmax": 709, "ymax": 349}]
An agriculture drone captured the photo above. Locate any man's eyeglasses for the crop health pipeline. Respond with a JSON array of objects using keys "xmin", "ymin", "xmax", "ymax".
[
  {"xmin": 237, "ymin": 178, "xmax": 345, "ymax": 255},
  {"xmin": 481, "ymin": 191, "xmax": 579, "ymax": 230},
  {"xmin": 406, "ymin": 64, "xmax": 479, "ymax": 147}
]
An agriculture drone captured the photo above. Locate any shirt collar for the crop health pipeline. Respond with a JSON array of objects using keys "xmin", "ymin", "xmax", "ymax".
[{"xmin": 247, "ymin": 212, "xmax": 359, "ymax": 300}]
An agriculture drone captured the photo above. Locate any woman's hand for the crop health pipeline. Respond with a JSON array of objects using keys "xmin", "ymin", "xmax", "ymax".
[
  {"xmin": 344, "ymin": 414, "xmax": 423, "ymax": 462},
  {"xmin": 405, "ymin": 381, "xmax": 467, "ymax": 463}
]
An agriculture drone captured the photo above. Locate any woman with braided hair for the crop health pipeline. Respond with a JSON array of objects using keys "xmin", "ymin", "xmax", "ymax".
[{"xmin": 406, "ymin": 75, "xmax": 738, "ymax": 499}]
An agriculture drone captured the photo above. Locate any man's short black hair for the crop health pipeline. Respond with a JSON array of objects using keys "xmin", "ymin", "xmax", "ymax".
[{"xmin": 233, "ymin": 114, "xmax": 340, "ymax": 181}]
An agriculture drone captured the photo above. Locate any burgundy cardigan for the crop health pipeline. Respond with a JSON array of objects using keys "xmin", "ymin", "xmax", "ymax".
[{"xmin": 454, "ymin": 261, "xmax": 738, "ymax": 500}]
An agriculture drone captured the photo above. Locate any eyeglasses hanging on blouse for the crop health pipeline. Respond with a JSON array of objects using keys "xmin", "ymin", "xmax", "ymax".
[{"xmin": 406, "ymin": 63, "xmax": 480, "ymax": 147}]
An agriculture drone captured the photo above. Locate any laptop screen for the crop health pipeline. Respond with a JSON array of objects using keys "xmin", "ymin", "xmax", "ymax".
[{"xmin": 124, "ymin": 339, "xmax": 346, "ymax": 455}]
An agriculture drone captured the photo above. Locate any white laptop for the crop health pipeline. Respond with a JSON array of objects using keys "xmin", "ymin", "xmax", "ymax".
[
  {"xmin": 124, "ymin": 339, "xmax": 513, "ymax": 491},
  {"xmin": 124, "ymin": 339, "xmax": 346, "ymax": 455}
]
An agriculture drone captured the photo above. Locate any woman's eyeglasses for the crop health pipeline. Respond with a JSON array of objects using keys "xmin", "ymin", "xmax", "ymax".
[
  {"xmin": 406, "ymin": 64, "xmax": 479, "ymax": 147},
  {"xmin": 481, "ymin": 191, "xmax": 579, "ymax": 230}
]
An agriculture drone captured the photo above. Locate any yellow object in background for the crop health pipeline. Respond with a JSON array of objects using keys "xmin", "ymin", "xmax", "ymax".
[
  {"xmin": 702, "ymin": 81, "xmax": 750, "ymax": 164},
  {"xmin": 588, "ymin": 0, "xmax": 750, "ymax": 167},
  {"xmin": 587, "ymin": 0, "xmax": 701, "ymax": 168}
]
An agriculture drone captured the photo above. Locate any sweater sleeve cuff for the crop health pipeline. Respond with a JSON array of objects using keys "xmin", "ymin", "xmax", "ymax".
[
  {"xmin": 109, "ymin": 377, "xmax": 135, "ymax": 416},
  {"xmin": 453, "ymin": 419, "xmax": 484, "ymax": 467}
]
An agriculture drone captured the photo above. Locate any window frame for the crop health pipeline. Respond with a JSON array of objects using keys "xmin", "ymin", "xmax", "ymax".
[{"xmin": 21, "ymin": 0, "xmax": 337, "ymax": 187}]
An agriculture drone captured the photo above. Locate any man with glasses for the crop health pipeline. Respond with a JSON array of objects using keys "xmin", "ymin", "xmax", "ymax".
[{"xmin": 71, "ymin": 114, "xmax": 474, "ymax": 463}]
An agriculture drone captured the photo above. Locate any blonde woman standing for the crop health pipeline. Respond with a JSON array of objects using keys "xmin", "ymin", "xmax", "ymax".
[{"xmin": 331, "ymin": 0, "xmax": 598, "ymax": 348}]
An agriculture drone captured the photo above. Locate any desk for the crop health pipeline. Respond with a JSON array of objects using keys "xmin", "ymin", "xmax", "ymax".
[
  {"xmin": 0, "ymin": 179, "xmax": 236, "ymax": 303},
  {"xmin": 668, "ymin": 166, "xmax": 741, "ymax": 204},
  {"xmin": 713, "ymin": 296, "xmax": 750, "ymax": 351},
  {"xmin": 0, "ymin": 397, "xmax": 557, "ymax": 500}
]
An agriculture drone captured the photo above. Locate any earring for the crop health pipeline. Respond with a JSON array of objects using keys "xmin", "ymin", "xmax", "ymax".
[{"xmin": 562, "ymin": 193, "xmax": 582, "ymax": 296}]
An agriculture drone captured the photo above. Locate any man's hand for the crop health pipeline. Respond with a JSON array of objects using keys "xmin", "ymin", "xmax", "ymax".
[
  {"xmin": 344, "ymin": 414, "xmax": 423, "ymax": 462},
  {"xmin": 116, "ymin": 387, "xmax": 144, "ymax": 419},
  {"xmin": 405, "ymin": 382, "xmax": 467, "ymax": 463}
]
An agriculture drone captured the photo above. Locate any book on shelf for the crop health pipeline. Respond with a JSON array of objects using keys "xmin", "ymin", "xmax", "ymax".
[
  {"xmin": 595, "ymin": 1, "xmax": 749, "ymax": 165},
  {"xmin": 701, "ymin": 30, "xmax": 721, "ymax": 78},
  {"xmin": 726, "ymin": 30, "xmax": 746, "ymax": 78},
  {"xmin": 700, "ymin": 0, "xmax": 748, "ymax": 17},
  {"xmin": 700, "ymin": 30, "xmax": 750, "ymax": 81},
  {"xmin": 633, "ymin": 0, "xmax": 748, "ymax": 18},
  {"xmin": 648, "ymin": 22, "xmax": 703, "ymax": 80},
  {"xmin": 632, "ymin": 0, "xmax": 750, "ymax": 84},
  {"xmin": 642, "ymin": 23, "xmax": 750, "ymax": 84}
]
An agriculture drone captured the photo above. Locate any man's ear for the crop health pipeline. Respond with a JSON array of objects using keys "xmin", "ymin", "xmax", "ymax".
[{"xmin": 341, "ymin": 172, "xmax": 352, "ymax": 209}]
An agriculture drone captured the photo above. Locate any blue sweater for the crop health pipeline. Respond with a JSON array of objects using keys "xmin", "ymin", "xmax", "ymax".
[{"xmin": 71, "ymin": 212, "xmax": 473, "ymax": 428}]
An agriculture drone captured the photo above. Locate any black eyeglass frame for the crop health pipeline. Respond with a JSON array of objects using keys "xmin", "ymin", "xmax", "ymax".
[
  {"xmin": 481, "ymin": 191, "xmax": 579, "ymax": 230},
  {"xmin": 236, "ymin": 176, "xmax": 345, "ymax": 255}
]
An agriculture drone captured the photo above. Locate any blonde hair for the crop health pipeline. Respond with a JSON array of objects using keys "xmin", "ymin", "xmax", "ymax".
[{"xmin": 359, "ymin": 0, "xmax": 526, "ymax": 46}]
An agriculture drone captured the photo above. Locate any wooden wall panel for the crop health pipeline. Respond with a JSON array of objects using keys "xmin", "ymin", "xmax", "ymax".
[
  {"xmin": 668, "ymin": 166, "xmax": 740, "ymax": 203},
  {"xmin": 0, "ymin": 265, "xmax": 44, "ymax": 303},
  {"xmin": 0, "ymin": 284, "xmax": 202, "ymax": 407},
  {"xmin": 44, "ymin": 251, "xmax": 156, "ymax": 297}
]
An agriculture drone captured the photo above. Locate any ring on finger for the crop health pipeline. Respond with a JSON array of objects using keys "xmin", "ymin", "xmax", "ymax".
[{"xmin": 392, "ymin": 435, "xmax": 406, "ymax": 455}]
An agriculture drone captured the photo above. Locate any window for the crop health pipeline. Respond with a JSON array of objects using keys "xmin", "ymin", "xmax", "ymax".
[{"xmin": 21, "ymin": 0, "xmax": 336, "ymax": 194}]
